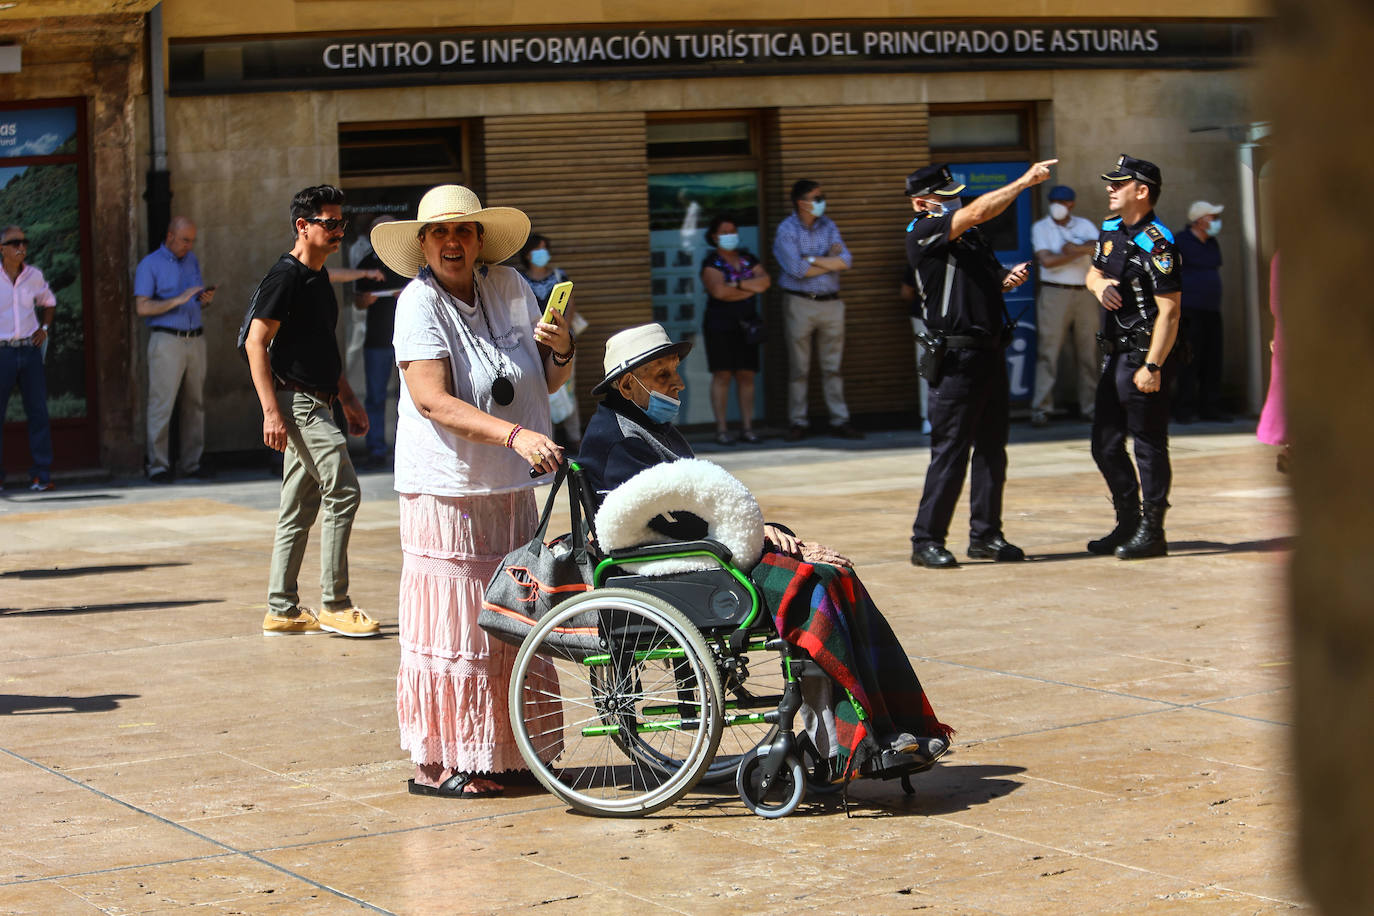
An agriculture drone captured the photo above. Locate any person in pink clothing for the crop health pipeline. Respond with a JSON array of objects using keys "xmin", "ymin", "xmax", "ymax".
[
  {"xmin": 1257, "ymin": 252, "xmax": 1288, "ymax": 471},
  {"xmin": 371, "ymin": 185, "xmax": 574, "ymax": 798}
]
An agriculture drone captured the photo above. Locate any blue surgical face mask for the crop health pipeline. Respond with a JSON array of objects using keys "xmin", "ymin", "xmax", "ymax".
[
  {"xmin": 808, "ymin": 199, "xmax": 827, "ymax": 218},
  {"xmin": 633, "ymin": 374, "xmax": 681, "ymax": 425},
  {"xmin": 716, "ymin": 233, "xmax": 740, "ymax": 251},
  {"xmin": 1206, "ymin": 219, "xmax": 1222, "ymax": 237},
  {"xmin": 529, "ymin": 248, "xmax": 551, "ymax": 268}
]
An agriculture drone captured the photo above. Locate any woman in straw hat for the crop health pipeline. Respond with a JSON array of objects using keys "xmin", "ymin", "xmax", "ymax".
[{"xmin": 372, "ymin": 185, "xmax": 575, "ymax": 798}]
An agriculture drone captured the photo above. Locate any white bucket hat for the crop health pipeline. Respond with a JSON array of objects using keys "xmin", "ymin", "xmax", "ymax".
[
  {"xmin": 593, "ymin": 323, "xmax": 693, "ymax": 395},
  {"xmin": 369, "ymin": 184, "xmax": 531, "ymax": 278}
]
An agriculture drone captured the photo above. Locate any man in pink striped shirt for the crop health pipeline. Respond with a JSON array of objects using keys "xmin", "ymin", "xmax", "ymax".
[{"xmin": 0, "ymin": 224, "xmax": 56, "ymax": 491}]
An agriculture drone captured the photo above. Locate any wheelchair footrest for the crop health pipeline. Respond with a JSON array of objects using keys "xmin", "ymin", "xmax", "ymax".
[{"xmin": 859, "ymin": 748, "xmax": 936, "ymax": 780}]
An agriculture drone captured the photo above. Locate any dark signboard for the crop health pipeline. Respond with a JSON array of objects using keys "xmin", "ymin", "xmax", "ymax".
[{"xmin": 169, "ymin": 20, "xmax": 1259, "ymax": 95}]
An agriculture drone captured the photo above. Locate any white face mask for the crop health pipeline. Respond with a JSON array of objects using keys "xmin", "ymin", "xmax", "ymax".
[
  {"xmin": 716, "ymin": 233, "xmax": 740, "ymax": 251},
  {"xmin": 1049, "ymin": 202, "xmax": 1070, "ymax": 221}
]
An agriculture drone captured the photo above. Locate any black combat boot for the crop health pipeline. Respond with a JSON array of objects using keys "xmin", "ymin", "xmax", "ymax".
[
  {"xmin": 1116, "ymin": 501, "xmax": 1169, "ymax": 559},
  {"xmin": 1087, "ymin": 496, "xmax": 1140, "ymax": 555}
]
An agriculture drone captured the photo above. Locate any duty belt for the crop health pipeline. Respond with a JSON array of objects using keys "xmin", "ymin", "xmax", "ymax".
[
  {"xmin": 943, "ymin": 334, "xmax": 1002, "ymax": 350},
  {"xmin": 1097, "ymin": 326, "xmax": 1153, "ymax": 355}
]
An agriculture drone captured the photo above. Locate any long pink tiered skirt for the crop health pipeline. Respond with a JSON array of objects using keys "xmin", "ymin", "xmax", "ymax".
[{"xmin": 396, "ymin": 489, "xmax": 548, "ymax": 774}]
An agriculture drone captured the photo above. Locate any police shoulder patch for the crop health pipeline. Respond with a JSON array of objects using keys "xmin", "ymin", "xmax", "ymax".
[{"xmin": 1152, "ymin": 250, "xmax": 1174, "ymax": 274}]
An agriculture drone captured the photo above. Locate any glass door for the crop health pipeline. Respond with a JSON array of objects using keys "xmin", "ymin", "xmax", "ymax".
[
  {"xmin": 0, "ymin": 100, "xmax": 96, "ymax": 470},
  {"xmin": 646, "ymin": 115, "xmax": 765, "ymax": 426}
]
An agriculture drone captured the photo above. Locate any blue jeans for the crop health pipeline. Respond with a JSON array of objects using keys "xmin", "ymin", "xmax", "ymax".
[
  {"xmin": 0, "ymin": 343, "xmax": 53, "ymax": 482},
  {"xmin": 363, "ymin": 346, "xmax": 395, "ymax": 458}
]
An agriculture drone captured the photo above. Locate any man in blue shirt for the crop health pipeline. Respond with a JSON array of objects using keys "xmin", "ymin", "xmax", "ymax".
[
  {"xmin": 134, "ymin": 217, "xmax": 215, "ymax": 482},
  {"xmin": 772, "ymin": 179, "xmax": 861, "ymax": 441}
]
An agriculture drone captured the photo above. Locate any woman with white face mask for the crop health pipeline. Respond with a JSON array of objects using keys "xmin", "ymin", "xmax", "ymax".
[
  {"xmin": 518, "ymin": 233, "xmax": 586, "ymax": 448},
  {"xmin": 699, "ymin": 212, "xmax": 772, "ymax": 445}
]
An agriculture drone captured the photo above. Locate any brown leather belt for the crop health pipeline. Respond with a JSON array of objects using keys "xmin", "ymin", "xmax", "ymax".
[
  {"xmin": 1040, "ymin": 281, "xmax": 1086, "ymax": 290},
  {"xmin": 278, "ymin": 379, "xmax": 336, "ymax": 403},
  {"xmin": 785, "ymin": 291, "xmax": 839, "ymax": 302}
]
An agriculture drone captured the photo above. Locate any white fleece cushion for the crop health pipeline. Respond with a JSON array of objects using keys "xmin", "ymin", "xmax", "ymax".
[{"xmin": 596, "ymin": 459, "xmax": 765, "ymax": 575}]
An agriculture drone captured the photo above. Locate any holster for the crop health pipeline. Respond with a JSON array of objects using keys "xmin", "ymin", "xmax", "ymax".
[
  {"xmin": 1097, "ymin": 325, "xmax": 1153, "ymax": 356},
  {"xmin": 915, "ymin": 331, "xmax": 947, "ymax": 384}
]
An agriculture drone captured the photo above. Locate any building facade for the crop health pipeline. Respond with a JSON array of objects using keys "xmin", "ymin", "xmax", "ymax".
[{"xmin": 2, "ymin": 2, "xmax": 1265, "ymax": 473}]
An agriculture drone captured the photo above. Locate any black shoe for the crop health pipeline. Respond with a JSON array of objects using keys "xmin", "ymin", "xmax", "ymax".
[
  {"xmin": 785, "ymin": 424, "xmax": 807, "ymax": 442},
  {"xmin": 186, "ymin": 466, "xmax": 217, "ymax": 480},
  {"xmin": 967, "ymin": 536, "xmax": 1026, "ymax": 561},
  {"xmin": 911, "ymin": 543, "xmax": 959, "ymax": 568},
  {"xmin": 1116, "ymin": 501, "xmax": 1169, "ymax": 559},
  {"xmin": 148, "ymin": 471, "xmax": 173, "ymax": 484},
  {"xmin": 829, "ymin": 422, "xmax": 865, "ymax": 440},
  {"xmin": 1088, "ymin": 496, "xmax": 1141, "ymax": 555}
]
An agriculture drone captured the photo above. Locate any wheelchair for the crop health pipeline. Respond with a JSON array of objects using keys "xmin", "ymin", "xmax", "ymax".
[{"xmin": 504, "ymin": 461, "xmax": 937, "ymax": 819}]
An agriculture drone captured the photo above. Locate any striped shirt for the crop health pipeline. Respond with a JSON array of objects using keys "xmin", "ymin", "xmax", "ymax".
[
  {"xmin": 772, "ymin": 212, "xmax": 851, "ymax": 296},
  {"xmin": 0, "ymin": 263, "xmax": 56, "ymax": 341}
]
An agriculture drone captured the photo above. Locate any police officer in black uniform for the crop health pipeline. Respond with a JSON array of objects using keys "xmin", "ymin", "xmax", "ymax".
[
  {"xmin": 1084, "ymin": 155, "xmax": 1182, "ymax": 559},
  {"xmin": 905, "ymin": 159, "xmax": 1056, "ymax": 569}
]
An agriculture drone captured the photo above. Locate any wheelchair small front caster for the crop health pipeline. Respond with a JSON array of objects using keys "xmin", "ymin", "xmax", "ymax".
[{"xmin": 737, "ymin": 750, "xmax": 806, "ymax": 818}]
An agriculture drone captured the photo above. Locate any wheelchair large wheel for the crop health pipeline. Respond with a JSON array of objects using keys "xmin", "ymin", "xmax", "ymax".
[
  {"xmin": 509, "ymin": 588, "xmax": 723, "ymax": 817},
  {"xmin": 620, "ymin": 642, "xmax": 789, "ymax": 787}
]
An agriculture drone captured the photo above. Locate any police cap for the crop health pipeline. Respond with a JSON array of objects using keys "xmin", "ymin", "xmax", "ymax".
[
  {"xmin": 906, "ymin": 164, "xmax": 966, "ymax": 198},
  {"xmin": 1101, "ymin": 154, "xmax": 1162, "ymax": 188}
]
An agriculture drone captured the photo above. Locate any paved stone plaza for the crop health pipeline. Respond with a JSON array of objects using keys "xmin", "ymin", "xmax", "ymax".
[{"xmin": 0, "ymin": 426, "xmax": 1302, "ymax": 914}]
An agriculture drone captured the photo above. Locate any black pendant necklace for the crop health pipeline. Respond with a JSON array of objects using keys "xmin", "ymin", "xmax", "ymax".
[
  {"xmin": 490, "ymin": 376, "xmax": 515, "ymax": 406},
  {"xmin": 442, "ymin": 275, "xmax": 515, "ymax": 407},
  {"xmin": 473, "ymin": 282, "xmax": 515, "ymax": 406}
]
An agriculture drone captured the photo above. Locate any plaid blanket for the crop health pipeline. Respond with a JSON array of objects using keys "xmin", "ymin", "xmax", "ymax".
[{"xmin": 751, "ymin": 551, "xmax": 954, "ymax": 773}]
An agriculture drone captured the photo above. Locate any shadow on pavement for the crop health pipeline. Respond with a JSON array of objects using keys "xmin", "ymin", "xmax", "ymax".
[
  {"xmin": 0, "ymin": 693, "xmax": 140, "ymax": 715},
  {"xmin": 1, "ymin": 492, "xmax": 122, "ymax": 504},
  {"xmin": 1, "ymin": 562, "xmax": 190, "ymax": 580},
  {"xmin": 0, "ymin": 598, "xmax": 220, "ymax": 617},
  {"xmin": 1022, "ymin": 536, "xmax": 1292, "ymax": 565}
]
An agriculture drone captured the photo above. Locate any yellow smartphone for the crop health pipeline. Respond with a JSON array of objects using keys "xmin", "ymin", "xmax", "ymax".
[{"xmin": 542, "ymin": 280, "xmax": 573, "ymax": 324}]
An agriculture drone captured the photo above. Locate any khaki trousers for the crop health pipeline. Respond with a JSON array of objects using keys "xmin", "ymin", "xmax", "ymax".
[
  {"xmin": 267, "ymin": 391, "xmax": 361, "ymax": 616},
  {"xmin": 1031, "ymin": 284, "xmax": 1100, "ymax": 419},
  {"xmin": 784, "ymin": 293, "xmax": 849, "ymax": 426},
  {"xmin": 145, "ymin": 331, "xmax": 206, "ymax": 475}
]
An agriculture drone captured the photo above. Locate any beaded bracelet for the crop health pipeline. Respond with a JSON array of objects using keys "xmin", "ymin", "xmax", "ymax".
[
  {"xmin": 551, "ymin": 334, "xmax": 577, "ymax": 366},
  {"xmin": 504, "ymin": 424, "xmax": 523, "ymax": 449}
]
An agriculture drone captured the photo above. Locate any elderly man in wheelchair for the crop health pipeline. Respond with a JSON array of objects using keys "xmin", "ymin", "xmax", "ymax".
[{"xmin": 482, "ymin": 324, "xmax": 951, "ymax": 818}]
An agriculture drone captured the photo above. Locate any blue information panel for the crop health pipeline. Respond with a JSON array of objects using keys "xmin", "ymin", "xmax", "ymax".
[{"xmin": 947, "ymin": 161, "xmax": 1036, "ymax": 405}]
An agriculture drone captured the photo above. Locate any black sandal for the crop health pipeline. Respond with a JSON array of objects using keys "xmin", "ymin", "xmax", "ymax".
[{"xmin": 407, "ymin": 773, "xmax": 502, "ymax": 798}]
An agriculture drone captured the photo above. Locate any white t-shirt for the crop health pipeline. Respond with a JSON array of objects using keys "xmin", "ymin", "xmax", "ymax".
[
  {"xmin": 1031, "ymin": 213, "xmax": 1099, "ymax": 286},
  {"xmin": 392, "ymin": 264, "xmax": 553, "ymax": 496}
]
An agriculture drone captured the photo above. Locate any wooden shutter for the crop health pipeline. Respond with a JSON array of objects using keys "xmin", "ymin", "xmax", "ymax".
[
  {"xmin": 764, "ymin": 104, "xmax": 930, "ymax": 421},
  {"xmin": 483, "ymin": 114, "xmax": 651, "ymax": 419}
]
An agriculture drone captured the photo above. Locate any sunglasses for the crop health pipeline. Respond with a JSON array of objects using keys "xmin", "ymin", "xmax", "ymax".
[
  {"xmin": 1, "ymin": 238, "xmax": 28, "ymax": 247},
  {"xmin": 1106, "ymin": 180, "xmax": 1135, "ymax": 192},
  {"xmin": 304, "ymin": 217, "xmax": 349, "ymax": 232}
]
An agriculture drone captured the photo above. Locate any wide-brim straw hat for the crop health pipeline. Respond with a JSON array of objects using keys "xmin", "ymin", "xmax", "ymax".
[
  {"xmin": 593, "ymin": 323, "xmax": 693, "ymax": 395},
  {"xmin": 370, "ymin": 185, "xmax": 531, "ymax": 278}
]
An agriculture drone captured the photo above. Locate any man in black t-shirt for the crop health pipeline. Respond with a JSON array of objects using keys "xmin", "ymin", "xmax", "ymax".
[
  {"xmin": 243, "ymin": 184, "xmax": 385, "ymax": 638},
  {"xmin": 1083, "ymin": 155, "xmax": 1182, "ymax": 560},
  {"xmin": 904, "ymin": 160, "xmax": 1054, "ymax": 570}
]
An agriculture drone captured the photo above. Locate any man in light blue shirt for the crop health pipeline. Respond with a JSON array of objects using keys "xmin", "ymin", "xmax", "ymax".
[
  {"xmin": 134, "ymin": 217, "xmax": 215, "ymax": 482},
  {"xmin": 771, "ymin": 179, "xmax": 860, "ymax": 441}
]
